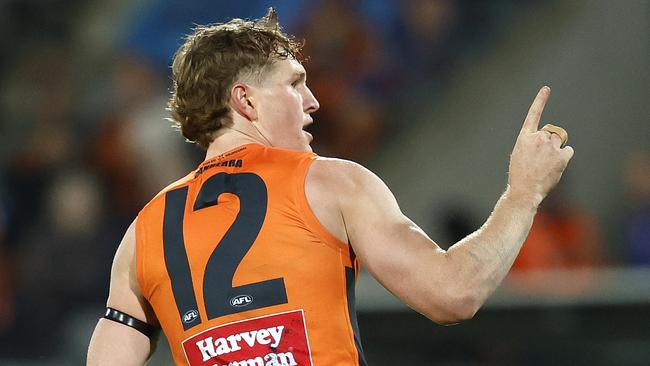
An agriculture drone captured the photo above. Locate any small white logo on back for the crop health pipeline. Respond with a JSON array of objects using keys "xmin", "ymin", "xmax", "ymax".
[
  {"xmin": 183, "ymin": 310, "xmax": 199, "ymax": 323},
  {"xmin": 230, "ymin": 294, "xmax": 253, "ymax": 307}
]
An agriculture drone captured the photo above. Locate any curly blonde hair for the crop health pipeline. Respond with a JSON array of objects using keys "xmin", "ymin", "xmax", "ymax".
[{"xmin": 168, "ymin": 8, "xmax": 303, "ymax": 149}]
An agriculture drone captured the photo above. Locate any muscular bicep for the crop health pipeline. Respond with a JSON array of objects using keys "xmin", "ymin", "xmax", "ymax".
[
  {"xmin": 326, "ymin": 160, "xmax": 461, "ymax": 322},
  {"xmin": 87, "ymin": 219, "xmax": 158, "ymax": 365}
]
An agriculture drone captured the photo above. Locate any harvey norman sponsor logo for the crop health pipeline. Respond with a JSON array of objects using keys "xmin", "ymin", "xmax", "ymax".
[{"xmin": 182, "ymin": 310, "xmax": 313, "ymax": 366}]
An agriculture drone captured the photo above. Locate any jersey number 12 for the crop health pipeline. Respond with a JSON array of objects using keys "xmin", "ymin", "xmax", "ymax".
[{"xmin": 162, "ymin": 172, "xmax": 288, "ymax": 330}]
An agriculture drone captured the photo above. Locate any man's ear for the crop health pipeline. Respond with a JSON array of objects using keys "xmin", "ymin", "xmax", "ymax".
[{"xmin": 231, "ymin": 83, "xmax": 257, "ymax": 121}]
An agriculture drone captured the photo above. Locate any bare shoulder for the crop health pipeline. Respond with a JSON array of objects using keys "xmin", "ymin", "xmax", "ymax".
[
  {"xmin": 309, "ymin": 157, "xmax": 399, "ymax": 207},
  {"xmin": 119, "ymin": 219, "xmax": 136, "ymax": 255},
  {"xmin": 305, "ymin": 157, "xmax": 397, "ymax": 244},
  {"xmin": 88, "ymin": 219, "xmax": 155, "ymax": 364},
  {"xmin": 109, "ymin": 220, "xmax": 136, "ymax": 284},
  {"xmin": 107, "ymin": 218, "xmax": 158, "ymax": 325},
  {"xmin": 306, "ymin": 157, "xmax": 378, "ymax": 193}
]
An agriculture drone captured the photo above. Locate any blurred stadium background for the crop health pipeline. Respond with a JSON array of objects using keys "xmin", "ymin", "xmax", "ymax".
[{"xmin": 0, "ymin": 0, "xmax": 648, "ymax": 365}]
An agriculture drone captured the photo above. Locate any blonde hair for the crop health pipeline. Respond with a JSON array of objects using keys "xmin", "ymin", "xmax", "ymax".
[{"xmin": 168, "ymin": 8, "xmax": 302, "ymax": 149}]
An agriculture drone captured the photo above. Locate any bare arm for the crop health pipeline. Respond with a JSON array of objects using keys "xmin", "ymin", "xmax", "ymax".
[
  {"xmin": 314, "ymin": 87, "xmax": 573, "ymax": 324},
  {"xmin": 87, "ymin": 219, "xmax": 159, "ymax": 365},
  {"xmin": 444, "ymin": 86, "xmax": 574, "ymax": 311}
]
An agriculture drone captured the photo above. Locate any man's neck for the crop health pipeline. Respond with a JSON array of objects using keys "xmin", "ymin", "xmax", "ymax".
[{"xmin": 204, "ymin": 129, "xmax": 268, "ymax": 161}]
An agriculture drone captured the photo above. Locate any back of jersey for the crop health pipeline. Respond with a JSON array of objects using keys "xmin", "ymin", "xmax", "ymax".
[{"xmin": 136, "ymin": 144, "xmax": 366, "ymax": 366}]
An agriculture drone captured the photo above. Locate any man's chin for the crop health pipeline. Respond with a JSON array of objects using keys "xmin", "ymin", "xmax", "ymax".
[{"xmin": 302, "ymin": 131, "xmax": 314, "ymax": 152}]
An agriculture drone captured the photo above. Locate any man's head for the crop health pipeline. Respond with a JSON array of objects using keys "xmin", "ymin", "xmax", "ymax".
[{"xmin": 169, "ymin": 8, "xmax": 319, "ymax": 151}]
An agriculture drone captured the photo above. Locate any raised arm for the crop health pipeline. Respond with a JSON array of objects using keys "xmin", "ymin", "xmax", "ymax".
[
  {"xmin": 87, "ymin": 219, "xmax": 159, "ymax": 365},
  {"xmin": 313, "ymin": 86, "xmax": 573, "ymax": 324}
]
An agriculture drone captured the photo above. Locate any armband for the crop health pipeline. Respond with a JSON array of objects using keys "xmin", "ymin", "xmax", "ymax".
[{"xmin": 103, "ymin": 307, "xmax": 160, "ymax": 339}]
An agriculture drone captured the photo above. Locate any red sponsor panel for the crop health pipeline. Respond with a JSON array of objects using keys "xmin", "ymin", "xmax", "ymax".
[{"xmin": 182, "ymin": 310, "xmax": 313, "ymax": 366}]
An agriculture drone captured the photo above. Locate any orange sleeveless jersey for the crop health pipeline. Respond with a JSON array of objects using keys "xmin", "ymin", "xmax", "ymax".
[{"xmin": 136, "ymin": 144, "xmax": 367, "ymax": 366}]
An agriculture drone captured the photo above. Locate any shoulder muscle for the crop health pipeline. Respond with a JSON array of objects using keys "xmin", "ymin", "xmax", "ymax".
[{"xmin": 107, "ymin": 219, "xmax": 157, "ymax": 326}]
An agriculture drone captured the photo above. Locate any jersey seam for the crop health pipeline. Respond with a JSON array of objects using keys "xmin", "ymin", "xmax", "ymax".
[{"xmin": 339, "ymin": 253, "xmax": 361, "ymax": 365}]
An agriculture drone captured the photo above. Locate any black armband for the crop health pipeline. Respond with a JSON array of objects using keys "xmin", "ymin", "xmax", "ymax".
[{"xmin": 103, "ymin": 307, "xmax": 160, "ymax": 339}]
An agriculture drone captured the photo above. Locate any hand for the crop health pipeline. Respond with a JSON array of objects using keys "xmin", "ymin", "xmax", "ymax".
[{"xmin": 508, "ymin": 86, "xmax": 574, "ymax": 206}]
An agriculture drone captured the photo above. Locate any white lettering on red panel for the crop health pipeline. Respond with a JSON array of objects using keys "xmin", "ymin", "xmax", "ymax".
[{"xmin": 182, "ymin": 310, "xmax": 313, "ymax": 366}]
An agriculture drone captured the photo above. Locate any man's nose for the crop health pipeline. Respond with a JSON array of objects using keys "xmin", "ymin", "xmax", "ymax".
[{"xmin": 304, "ymin": 87, "xmax": 320, "ymax": 113}]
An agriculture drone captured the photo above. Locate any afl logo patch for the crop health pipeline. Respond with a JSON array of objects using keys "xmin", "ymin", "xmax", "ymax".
[
  {"xmin": 230, "ymin": 294, "xmax": 253, "ymax": 308},
  {"xmin": 183, "ymin": 310, "xmax": 199, "ymax": 324}
]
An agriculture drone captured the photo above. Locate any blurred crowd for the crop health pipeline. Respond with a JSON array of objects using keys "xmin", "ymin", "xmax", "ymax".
[{"xmin": 0, "ymin": 0, "xmax": 648, "ymax": 362}]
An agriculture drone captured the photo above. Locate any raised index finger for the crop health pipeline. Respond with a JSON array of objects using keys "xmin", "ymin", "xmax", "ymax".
[{"xmin": 520, "ymin": 86, "xmax": 550, "ymax": 135}]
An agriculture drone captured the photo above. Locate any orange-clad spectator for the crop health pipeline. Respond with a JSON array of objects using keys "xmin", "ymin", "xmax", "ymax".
[{"xmin": 512, "ymin": 182, "xmax": 604, "ymax": 271}]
